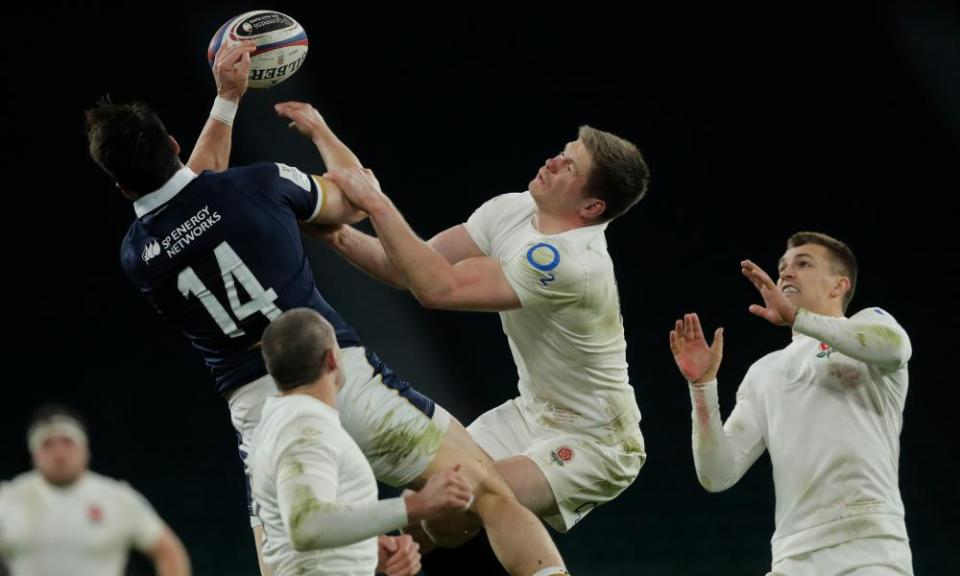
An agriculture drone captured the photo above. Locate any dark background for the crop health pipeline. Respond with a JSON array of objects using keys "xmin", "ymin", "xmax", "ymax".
[{"xmin": 2, "ymin": 1, "xmax": 956, "ymax": 574}]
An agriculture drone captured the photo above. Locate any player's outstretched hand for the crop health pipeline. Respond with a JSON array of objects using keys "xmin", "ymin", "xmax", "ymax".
[
  {"xmin": 741, "ymin": 259, "xmax": 797, "ymax": 326},
  {"xmin": 213, "ymin": 41, "xmax": 256, "ymax": 101},
  {"xmin": 669, "ymin": 313, "xmax": 723, "ymax": 384}
]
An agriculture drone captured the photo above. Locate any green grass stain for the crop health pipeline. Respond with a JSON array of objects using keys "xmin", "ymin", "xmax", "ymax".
[
  {"xmin": 288, "ymin": 484, "xmax": 344, "ymax": 550},
  {"xmin": 366, "ymin": 409, "xmax": 443, "ymax": 472}
]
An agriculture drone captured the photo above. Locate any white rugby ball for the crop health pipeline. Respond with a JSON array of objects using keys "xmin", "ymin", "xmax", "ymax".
[{"xmin": 207, "ymin": 10, "xmax": 308, "ymax": 89}]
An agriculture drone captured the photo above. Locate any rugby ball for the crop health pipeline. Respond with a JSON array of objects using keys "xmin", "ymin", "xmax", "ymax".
[{"xmin": 207, "ymin": 10, "xmax": 308, "ymax": 89}]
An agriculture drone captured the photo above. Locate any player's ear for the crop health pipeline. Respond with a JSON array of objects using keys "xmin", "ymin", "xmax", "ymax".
[
  {"xmin": 325, "ymin": 348, "xmax": 340, "ymax": 373},
  {"xmin": 168, "ymin": 136, "xmax": 181, "ymax": 155},
  {"xmin": 581, "ymin": 198, "xmax": 606, "ymax": 220},
  {"xmin": 831, "ymin": 276, "xmax": 851, "ymax": 300}
]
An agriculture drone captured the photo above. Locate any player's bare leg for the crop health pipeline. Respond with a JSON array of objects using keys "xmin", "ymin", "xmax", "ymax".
[
  {"xmin": 409, "ymin": 419, "xmax": 567, "ymax": 576},
  {"xmin": 411, "ymin": 454, "xmax": 560, "ymax": 549},
  {"xmin": 253, "ymin": 525, "xmax": 273, "ymax": 576},
  {"xmin": 489, "ymin": 455, "xmax": 561, "ymax": 517}
]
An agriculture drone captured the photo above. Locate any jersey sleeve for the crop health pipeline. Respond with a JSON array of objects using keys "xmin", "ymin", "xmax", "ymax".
[
  {"xmin": 251, "ymin": 162, "xmax": 324, "ymax": 222},
  {"xmin": 273, "ymin": 415, "xmax": 407, "ymax": 550},
  {"xmin": 464, "ymin": 194, "xmax": 519, "ymax": 255},
  {"xmin": 501, "ymin": 237, "xmax": 586, "ymax": 308},
  {"xmin": 117, "ymin": 483, "xmax": 165, "ymax": 552},
  {"xmin": 688, "ymin": 371, "xmax": 766, "ymax": 493},
  {"xmin": 793, "ymin": 306, "xmax": 912, "ymax": 371}
]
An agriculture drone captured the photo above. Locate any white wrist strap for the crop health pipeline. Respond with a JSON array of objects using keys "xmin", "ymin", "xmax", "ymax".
[{"xmin": 210, "ymin": 95, "xmax": 238, "ymax": 126}]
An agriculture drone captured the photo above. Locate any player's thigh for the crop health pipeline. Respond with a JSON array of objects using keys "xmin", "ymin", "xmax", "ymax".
[
  {"xmin": 416, "ymin": 418, "xmax": 510, "ymax": 498},
  {"xmin": 524, "ymin": 432, "xmax": 646, "ymax": 532},
  {"xmin": 493, "ymin": 455, "xmax": 559, "ymax": 518},
  {"xmin": 336, "ymin": 346, "xmax": 450, "ymax": 487}
]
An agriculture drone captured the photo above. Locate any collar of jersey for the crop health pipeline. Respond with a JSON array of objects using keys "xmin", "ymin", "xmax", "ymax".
[{"xmin": 133, "ymin": 166, "xmax": 198, "ymax": 218}]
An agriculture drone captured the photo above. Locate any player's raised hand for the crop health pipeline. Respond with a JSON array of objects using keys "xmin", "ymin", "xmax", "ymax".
[
  {"xmin": 404, "ymin": 464, "xmax": 474, "ymax": 523},
  {"xmin": 213, "ymin": 40, "xmax": 256, "ymax": 101},
  {"xmin": 669, "ymin": 313, "xmax": 723, "ymax": 384},
  {"xmin": 741, "ymin": 259, "xmax": 797, "ymax": 326},
  {"xmin": 377, "ymin": 534, "xmax": 421, "ymax": 576},
  {"xmin": 274, "ymin": 101, "xmax": 330, "ymax": 140},
  {"xmin": 324, "ymin": 168, "xmax": 387, "ymax": 214}
]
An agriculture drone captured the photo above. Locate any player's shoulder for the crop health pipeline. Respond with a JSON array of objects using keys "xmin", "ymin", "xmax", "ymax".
[
  {"xmin": 83, "ymin": 471, "xmax": 136, "ymax": 495},
  {"xmin": 0, "ymin": 471, "xmax": 40, "ymax": 497},
  {"xmin": 481, "ymin": 191, "xmax": 534, "ymax": 213},
  {"xmin": 204, "ymin": 161, "xmax": 282, "ymax": 184},
  {"xmin": 263, "ymin": 396, "xmax": 336, "ymax": 439},
  {"xmin": 850, "ymin": 306, "xmax": 902, "ymax": 325},
  {"xmin": 521, "ymin": 229, "xmax": 602, "ymax": 280}
]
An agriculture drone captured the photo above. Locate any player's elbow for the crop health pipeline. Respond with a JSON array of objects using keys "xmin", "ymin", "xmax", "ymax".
[
  {"xmin": 413, "ymin": 282, "xmax": 458, "ymax": 310},
  {"xmin": 694, "ymin": 465, "xmax": 737, "ymax": 493},
  {"xmin": 889, "ymin": 340, "xmax": 912, "ymax": 369},
  {"xmin": 416, "ymin": 292, "xmax": 447, "ymax": 310},
  {"xmin": 697, "ymin": 473, "xmax": 732, "ymax": 493},
  {"xmin": 285, "ymin": 509, "xmax": 329, "ymax": 552},
  {"xmin": 288, "ymin": 528, "xmax": 326, "ymax": 552}
]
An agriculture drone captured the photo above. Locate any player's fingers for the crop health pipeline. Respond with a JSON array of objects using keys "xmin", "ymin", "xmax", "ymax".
[
  {"xmin": 711, "ymin": 327, "xmax": 724, "ymax": 355},
  {"xmin": 691, "ymin": 313, "xmax": 704, "ymax": 340},
  {"xmin": 748, "ymin": 304, "xmax": 771, "ymax": 321}
]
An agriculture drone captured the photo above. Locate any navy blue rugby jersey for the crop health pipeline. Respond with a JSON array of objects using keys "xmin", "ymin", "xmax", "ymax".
[{"xmin": 120, "ymin": 162, "xmax": 361, "ymax": 394}]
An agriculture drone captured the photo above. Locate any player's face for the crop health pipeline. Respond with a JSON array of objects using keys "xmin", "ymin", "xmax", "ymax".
[
  {"xmin": 777, "ymin": 244, "xmax": 847, "ymax": 315},
  {"xmin": 33, "ymin": 435, "xmax": 89, "ymax": 486},
  {"xmin": 529, "ymin": 139, "xmax": 594, "ymax": 213}
]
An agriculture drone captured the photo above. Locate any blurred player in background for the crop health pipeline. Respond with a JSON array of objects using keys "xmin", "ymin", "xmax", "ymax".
[
  {"xmin": 669, "ymin": 231, "xmax": 914, "ymax": 575},
  {"xmin": 0, "ymin": 405, "xmax": 191, "ymax": 576}
]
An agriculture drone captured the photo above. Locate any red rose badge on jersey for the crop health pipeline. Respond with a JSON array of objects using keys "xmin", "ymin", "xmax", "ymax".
[
  {"xmin": 551, "ymin": 445, "xmax": 575, "ymax": 466},
  {"xmin": 87, "ymin": 504, "xmax": 104, "ymax": 524}
]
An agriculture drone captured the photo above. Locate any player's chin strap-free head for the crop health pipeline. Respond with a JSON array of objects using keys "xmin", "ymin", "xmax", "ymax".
[{"xmin": 27, "ymin": 415, "xmax": 88, "ymax": 454}]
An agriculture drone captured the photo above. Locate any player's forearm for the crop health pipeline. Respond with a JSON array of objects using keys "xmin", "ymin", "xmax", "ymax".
[
  {"xmin": 366, "ymin": 202, "xmax": 460, "ymax": 308},
  {"xmin": 311, "ymin": 125, "xmax": 363, "ymax": 172},
  {"xmin": 327, "ymin": 225, "xmax": 408, "ymax": 289},
  {"xmin": 793, "ymin": 308, "xmax": 911, "ymax": 369},
  {"xmin": 154, "ymin": 551, "xmax": 191, "ymax": 576},
  {"xmin": 689, "ymin": 381, "xmax": 753, "ymax": 493},
  {"xmin": 149, "ymin": 528, "xmax": 192, "ymax": 576},
  {"xmin": 285, "ymin": 496, "xmax": 408, "ymax": 551},
  {"xmin": 186, "ymin": 97, "xmax": 238, "ymax": 173}
]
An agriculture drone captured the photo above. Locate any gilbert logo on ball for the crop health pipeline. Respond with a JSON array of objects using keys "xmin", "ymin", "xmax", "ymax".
[{"xmin": 207, "ymin": 10, "xmax": 308, "ymax": 89}]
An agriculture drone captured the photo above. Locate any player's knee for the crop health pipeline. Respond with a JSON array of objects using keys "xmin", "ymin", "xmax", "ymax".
[
  {"xmin": 420, "ymin": 516, "xmax": 481, "ymax": 549},
  {"xmin": 471, "ymin": 473, "xmax": 522, "ymax": 518}
]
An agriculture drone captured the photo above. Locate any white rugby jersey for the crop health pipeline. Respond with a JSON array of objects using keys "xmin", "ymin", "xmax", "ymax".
[
  {"xmin": 0, "ymin": 471, "xmax": 164, "ymax": 576},
  {"xmin": 465, "ymin": 192, "xmax": 640, "ymax": 445},
  {"xmin": 251, "ymin": 394, "xmax": 407, "ymax": 576},
  {"xmin": 689, "ymin": 307, "xmax": 912, "ymax": 563}
]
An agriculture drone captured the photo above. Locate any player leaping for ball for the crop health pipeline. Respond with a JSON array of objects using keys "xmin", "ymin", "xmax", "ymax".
[
  {"xmin": 85, "ymin": 40, "xmax": 568, "ymax": 576},
  {"xmin": 314, "ymin": 123, "xmax": 650, "ymax": 543}
]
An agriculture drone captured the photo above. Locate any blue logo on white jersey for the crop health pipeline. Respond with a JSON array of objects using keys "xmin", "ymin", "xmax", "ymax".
[{"xmin": 527, "ymin": 243, "xmax": 560, "ymax": 271}]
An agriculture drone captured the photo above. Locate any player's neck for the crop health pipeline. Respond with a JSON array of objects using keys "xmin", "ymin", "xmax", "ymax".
[
  {"xmin": 282, "ymin": 380, "xmax": 338, "ymax": 409},
  {"xmin": 532, "ymin": 210, "xmax": 586, "ymax": 235}
]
